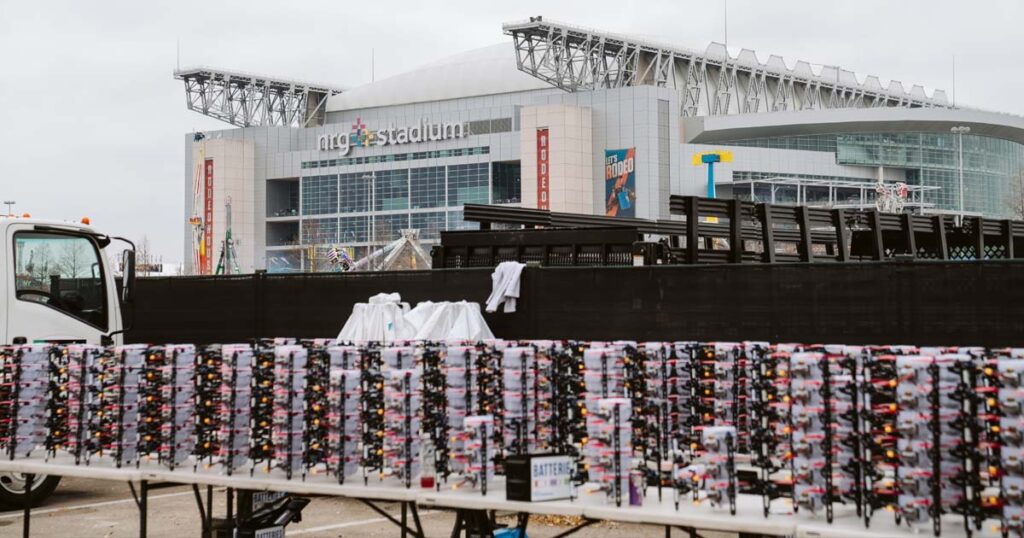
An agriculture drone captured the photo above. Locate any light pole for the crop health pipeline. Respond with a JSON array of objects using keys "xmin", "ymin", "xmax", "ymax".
[
  {"xmin": 362, "ymin": 173, "xmax": 376, "ymax": 271},
  {"xmin": 950, "ymin": 126, "xmax": 971, "ymax": 225},
  {"xmin": 3, "ymin": 200, "xmax": 14, "ymax": 215}
]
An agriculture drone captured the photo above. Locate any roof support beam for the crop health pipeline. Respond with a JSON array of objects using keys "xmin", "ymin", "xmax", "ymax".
[
  {"xmin": 503, "ymin": 18, "xmax": 950, "ymax": 116},
  {"xmin": 175, "ymin": 67, "xmax": 343, "ymax": 128}
]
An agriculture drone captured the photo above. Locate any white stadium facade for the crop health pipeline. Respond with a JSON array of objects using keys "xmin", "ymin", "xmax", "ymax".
[{"xmin": 179, "ymin": 17, "xmax": 1024, "ymax": 274}]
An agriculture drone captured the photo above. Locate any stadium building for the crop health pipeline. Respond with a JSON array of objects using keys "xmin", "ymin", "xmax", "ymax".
[{"xmin": 179, "ymin": 17, "xmax": 1024, "ymax": 274}]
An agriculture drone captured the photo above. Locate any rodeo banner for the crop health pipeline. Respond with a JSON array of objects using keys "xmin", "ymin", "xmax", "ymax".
[{"xmin": 605, "ymin": 148, "xmax": 636, "ymax": 217}]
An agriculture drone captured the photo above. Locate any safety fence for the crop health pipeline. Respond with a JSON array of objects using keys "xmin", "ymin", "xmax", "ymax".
[
  {"xmin": 431, "ymin": 197, "xmax": 1024, "ymax": 268},
  {"xmin": 129, "ymin": 261, "xmax": 1024, "ymax": 347}
]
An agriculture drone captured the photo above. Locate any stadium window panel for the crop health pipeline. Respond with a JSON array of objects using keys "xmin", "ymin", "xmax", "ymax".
[
  {"xmin": 301, "ymin": 147, "xmax": 491, "ymax": 169},
  {"xmin": 301, "ymin": 217, "xmax": 339, "ymax": 245},
  {"xmin": 491, "ymin": 161, "xmax": 521, "ymax": 204},
  {"xmin": 338, "ymin": 172, "xmax": 371, "ymax": 213},
  {"xmin": 490, "ymin": 118, "xmax": 512, "ymax": 133},
  {"xmin": 410, "ymin": 211, "xmax": 446, "ymax": 240},
  {"xmin": 372, "ymin": 213, "xmax": 410, "ymax": 243},
  {"xmin": 374, "ymin": 169, "xmax": 410, "ymax": 211},
  {"xmin": 447, "ymin": 163, "xmax": 490, "ymax": 206},
  {"xmin": 266, "ymin": 250, "xmax": 302, "ymax": 274},
  {"xmin": 410, "ymin": 166, "xmax": 446, "ymax": 209},
  {"xmin": 338, "ymin": 215, "xmax": 369, "ymax": 243},
  {"xmin": 446, "ymin": 209, "xmax": 479, "ymax": 231},
  {"xmin": 300, "ymin": 175, "xmax": 338, "ymax": 215}
]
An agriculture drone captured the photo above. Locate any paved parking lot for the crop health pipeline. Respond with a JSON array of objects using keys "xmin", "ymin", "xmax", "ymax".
[{"xmin": 0, "ymin": 478, "xmax": 688, "ymax": 537}]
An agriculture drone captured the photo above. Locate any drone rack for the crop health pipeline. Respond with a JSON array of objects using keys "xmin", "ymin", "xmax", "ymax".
[
  {"xmin": 44, "ymin": 346, "xmax": 69, "ymax": 457},
  {"xmin": 158, "ymin": 345, "xmax": 196, "ymax": 471},
  {"xmin": 360, "ymin": 345, "xmax": 384, "ymax": 485},
  {"xmin": 421, "ymin": 344, "xmax": 447, "ymax": 488},
  {"xmin": 217, "ymin": 344, "xmax": 253, "ymax": 476},
  {"xmin": 272, "ymin": 345, "xmax": 306, "ymax": 480}
]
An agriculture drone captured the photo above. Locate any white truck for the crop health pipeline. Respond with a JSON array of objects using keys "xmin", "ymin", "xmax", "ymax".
[{"xmin": 0, "ymin": 214, "xmax": 135, "ymax": 507}]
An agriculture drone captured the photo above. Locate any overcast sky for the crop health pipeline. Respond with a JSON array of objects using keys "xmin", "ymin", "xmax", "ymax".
[{"xmin": 1, "ymin": 0, "xmax": 1021, "ymax": 264}]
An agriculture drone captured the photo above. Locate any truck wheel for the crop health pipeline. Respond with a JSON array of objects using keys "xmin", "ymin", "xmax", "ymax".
[{"xmin": 0, "ymin": 473, "xmax": 61, "ymax": 509}]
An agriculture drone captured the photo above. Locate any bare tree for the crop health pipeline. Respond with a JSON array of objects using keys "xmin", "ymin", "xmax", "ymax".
[
  {"xmin": 25, "ymin": 244, "xmax": 53, "ymax": 288},
  {"xmin": 57, "ymin": 240, "xmax": 88, "ymax": 278},
  {"xmin": 1008, "ymin": 167, "xmax": 1024, "ymax": 220},
  {"xmin": 136, "ymin": 236, "xmax": 152, "ymax": 276}
]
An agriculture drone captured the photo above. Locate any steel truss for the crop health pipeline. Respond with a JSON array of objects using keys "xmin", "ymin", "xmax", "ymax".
[
  {"xmin": 504, "ymin": 17, "xmax": 950, "ymax": 116},
  {"xmin": 729, "ymin": 175, "xmax": 941, "ymax": 211},
  {"xmin": 175, "ymin": 67, "xmax": 344, "ymax": 128}
]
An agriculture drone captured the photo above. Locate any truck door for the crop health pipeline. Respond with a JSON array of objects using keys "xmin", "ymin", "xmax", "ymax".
[
  {"xmin": 5, "ymin": 225, "xmax": 110, "ymax": 344},
  {"xmin": 0, "ymin": 223, "xmax": 5, "ymax": 345}
]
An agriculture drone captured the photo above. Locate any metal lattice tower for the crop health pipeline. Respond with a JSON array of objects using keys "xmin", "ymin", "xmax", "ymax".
[
  {"xmin": 175, "ymin": 66, "xmax": 344, "ymax": 128},
  {"xmin": 503, "ymin": 17, "xmax": 951, "ymax": 117}
]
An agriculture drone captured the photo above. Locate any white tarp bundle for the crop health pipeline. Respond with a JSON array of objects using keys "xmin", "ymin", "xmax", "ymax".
[
  {"xmin": 406, "ymin": 301, "xmax": 495, "ymax": 341},
  {"xmin": 337, "ymin": 293, "xmax": 494, "ymax": 343},
  {"xmin": 336, "ymin": 292, "xmax": 413, "ymax": 343}
]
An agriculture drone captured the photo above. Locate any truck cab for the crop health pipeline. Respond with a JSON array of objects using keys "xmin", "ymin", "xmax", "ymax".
[
  {"xmin": 2, "ymin": 215, "xmax": 129, "ymax": 347},
  {"xmin": 0, "ymin": 214, "xmax": 133, "ymax": 507}
]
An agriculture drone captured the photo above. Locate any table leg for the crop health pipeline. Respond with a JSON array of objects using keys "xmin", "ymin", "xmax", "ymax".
[
  {"xmin": 410, "ymin": 502, "xmax": 424, "ymax": 537},
  {"xmin": 205, "ymin": 485, "xmax": 213, "ymax": 537},
  {"xmin": 23, "ymin": 473, "xmax": 33, "ymax": 538},
  {"xmin": 226, "ymin": 487, "xmax": 234, "ymax": 533},
  {"xmin": 401, "ymin": 501, "xmax": 408, "ymax": 538},
  {"xmin": 139, "ymin": 480, "xmax": 148, "ymax": 538},
  {"xmin": 449, "ymin": 509, "xmax": 464, "ymax": 538},
  {"xmin": 518, "ymin": 512, "xmax": 529, "ymax": 536},
  {"xmin": 191, "ymin": 485, "xmax": 208, "ymax": 538}
]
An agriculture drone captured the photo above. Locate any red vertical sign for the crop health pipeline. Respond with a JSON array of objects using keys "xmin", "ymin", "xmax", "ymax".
[
  {"xmin": 536, "ymin": 128, "xmax": 549, "ymax": 210},
  {"xmin": 203, "ymin": 159, "xmax": 214, "ymax": 275}
]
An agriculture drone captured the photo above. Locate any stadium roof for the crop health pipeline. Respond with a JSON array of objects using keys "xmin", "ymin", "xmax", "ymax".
[
  {"xmin": 503, "ymin": 17, "xmax": 949, "ymax": 114},
  {"xmin": 326, "ymin": 43, "xmax": 552, "ymax": 112},
  {"xmin": 683, "ymin": 107, "xmax": 1024, "ymax": 145},
  {"xmin": 182, "ymin": 17, "xmax": 1024, "ymax": 128}
]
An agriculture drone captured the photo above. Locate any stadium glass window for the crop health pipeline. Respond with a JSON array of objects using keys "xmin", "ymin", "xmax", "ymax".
[
  {"xmin": 374, "ymin": 169, "xmax": 410, "ymax": 211},
  {"xmin": 490, "ymin": 118, "xmax": 513, "ymax": 133},
  {"xmin": 339, "ymin": 215, "xmax": 369, "ymax": 243},
  {"xmin": 339, "ymin": 172, "xmax": 371, "ymax": 213},
  {"xmin": 447, "ymin": 210, "xmax": 479, "ymax": 231},
  {"xmin": 302, "ymin": 217, "xmax": 339, "ymax": 245},
  {"xmin": 447, "ymin": 163, "xmax": 490, "ymax": 207},
  {"xmin": 492, "ymin": 161, "xmax": 521, "ymax": 204},
  {"xmin": 302, "ymin": 147, "xmax": 490, "ymax": 170},
  {"xmin": 300, "ymin": 175, "xmax": 338, "ymax": 215},
  {"xmin": 372, "ymin": 213, "xmax": 410, "ymax": 243},
  {"xmin": 410, "ymin": 212, "xmax": 446, "ymax": 240},
  {"xmin": 468, "ymin": 120, "xmax": 491, "ymax": 135},
  {"xmin": 267, "ymin": 250, "xmax": 302, "ymax": 274},
  {"xmin": 410, "ymin": 166, "xmax": 446, "ymax": 209}
]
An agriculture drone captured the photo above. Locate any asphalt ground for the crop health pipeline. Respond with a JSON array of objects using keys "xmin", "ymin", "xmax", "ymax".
[{"xmin": 0, "ymin": 477, "xmax": 722, "ymax": 537}]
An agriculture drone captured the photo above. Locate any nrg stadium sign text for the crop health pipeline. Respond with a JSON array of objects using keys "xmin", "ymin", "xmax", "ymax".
[{"xmin": 318, "ymin": 118, "xmax": 469, "ymax": 155}]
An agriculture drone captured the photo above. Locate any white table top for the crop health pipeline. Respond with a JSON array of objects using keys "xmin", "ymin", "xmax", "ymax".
[
  {"xmin": 418, "ymin": 479, "xmax": 584, "ymax": 517},
  {"xmin": 0, "ymin": 457, "xmax": 1008, "ymax": 537},
  {"xmin": 581, "ymin": 489, "xmax": 795, "ymax": 536},
  {"xmin": 794, "ymin": 502, "xmax": 1002, "ymax": 538},
  {"xmin": 0, "ymin": 458, "xmax": 146, "ymax": 482},
  {"xmin": 0, "ymin": 457, "xmax": 421, "ymax": 502}
]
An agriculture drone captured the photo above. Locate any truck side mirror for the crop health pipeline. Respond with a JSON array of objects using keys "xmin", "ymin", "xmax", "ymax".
[{"xmin": 121, "ymin": 249, "xmax": 136, "ymax": 304}]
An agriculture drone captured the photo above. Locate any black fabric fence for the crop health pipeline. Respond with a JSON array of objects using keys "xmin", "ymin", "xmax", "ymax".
[{"xmin": 127, "ymin": 261, "xmax": 1024, "ymax": 347}]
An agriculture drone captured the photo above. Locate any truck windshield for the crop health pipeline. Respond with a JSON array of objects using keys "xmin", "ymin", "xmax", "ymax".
[{"xmin": 13, "ymin": 231, "xmax": 108, "ymax": 331}]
